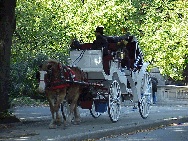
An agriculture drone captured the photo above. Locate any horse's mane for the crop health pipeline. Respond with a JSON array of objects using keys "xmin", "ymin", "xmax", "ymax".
[
  {"xmin": 45, "ymin": 59, "xmax": 61, "ymax": 65},
  {"xmin": 70, "ymin": 67, "xmax": 87, "ymax": 82},
  {"xmin": 43, "ymin": 60, "xmax": 86, "ymax": 82}
]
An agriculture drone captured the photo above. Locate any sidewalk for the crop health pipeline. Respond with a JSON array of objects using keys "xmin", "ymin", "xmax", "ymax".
[
  {"xmin": 8, "ymin": 106, "xmax": 52, "ymax": 123},
  {"xmin": 0, "ymin": 101, "xmax": 188, "ymax": 141}
]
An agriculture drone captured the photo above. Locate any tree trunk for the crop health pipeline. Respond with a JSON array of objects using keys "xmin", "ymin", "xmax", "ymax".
[{"xmin": 0, "ymin": 0, "xmax": 16, "ymax": 116}]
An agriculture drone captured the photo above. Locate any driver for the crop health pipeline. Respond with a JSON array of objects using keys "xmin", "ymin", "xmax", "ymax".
[
  {"xmin": 92, "ymin": 26, "xmax": 110, "ymax": 75},
  {"xmin": 92, "ymin": 26, "xmax": 108, "ymax": 56}
]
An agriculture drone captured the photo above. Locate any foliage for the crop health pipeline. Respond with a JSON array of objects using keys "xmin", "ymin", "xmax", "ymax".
[
  {"xmin": 10, "ymin": 97, "xmax": 49, "ymax": 108},
  {"xmin": 11, "ymin": 0, "xmax": 187, "ymax": 97},
  {"xmin": 138, "ymin": 0, "xmax": 188, "ymax": 81}
]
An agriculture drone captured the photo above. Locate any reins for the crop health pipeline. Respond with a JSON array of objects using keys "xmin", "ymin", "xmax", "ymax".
[{"xmin": 70, "ymin": 50, "xmax": 85, "ymax": 67}]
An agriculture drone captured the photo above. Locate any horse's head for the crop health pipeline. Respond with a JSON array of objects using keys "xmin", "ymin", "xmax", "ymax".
[{"xmin": 37, "ymin": 59, "xmax": 62, "ymax": 93}]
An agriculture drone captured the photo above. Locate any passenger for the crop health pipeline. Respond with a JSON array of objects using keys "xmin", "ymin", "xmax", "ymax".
[
  {"xmin": 92, "ymin": 26, "xmax": 108, "ymax": 56},
  {"xmin": 121, "ymin": 48, "xmax": 130, "ymax": 70}
]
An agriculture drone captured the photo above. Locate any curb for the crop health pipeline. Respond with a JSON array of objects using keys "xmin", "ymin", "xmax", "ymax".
[
  {"xmin": 19, "ymin": 115, "xmax": 52, "ymax": 124},
  {"xmin": 0, "ymin": 116, "xmax": 52, "ymax": 129},
  {"xmin": 56, "ymin": 116, "xmax": 188, "ymax": 141}
]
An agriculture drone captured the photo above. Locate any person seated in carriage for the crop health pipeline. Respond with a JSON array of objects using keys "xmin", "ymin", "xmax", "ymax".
[{"xmin": 121, "ymin": 47, "xmax": 130, "ymax": 70}]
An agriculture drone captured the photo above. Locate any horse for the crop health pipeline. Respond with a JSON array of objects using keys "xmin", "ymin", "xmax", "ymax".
[{"xmin": 36, "ymin": 59, "xmax": 86, "ymax": 129}]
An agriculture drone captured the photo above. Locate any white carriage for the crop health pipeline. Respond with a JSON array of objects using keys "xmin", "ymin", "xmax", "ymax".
[{"xmin": 63, "ymin": 35, "xmax": 153, "ymax": 122}]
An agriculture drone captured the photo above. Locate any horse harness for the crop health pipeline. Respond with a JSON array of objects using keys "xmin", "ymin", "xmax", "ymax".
[{"xmin": 46, "ymin": 65, "xmax": 77, "ymax": 89}]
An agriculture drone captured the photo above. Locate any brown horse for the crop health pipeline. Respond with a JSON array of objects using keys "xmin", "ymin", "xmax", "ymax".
[{"xmin": 37, "ymin": 59, "xmax": 85, "ymax": 129}]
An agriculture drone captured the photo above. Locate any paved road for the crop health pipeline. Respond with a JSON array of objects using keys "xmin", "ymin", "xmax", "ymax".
[
  {"xmin": 0, "ymin": 103, "xmax": 188, "ymax": 141},
  {"xmin": 96, "ymin": 122, "xmax": 188, "ymax": 141}
]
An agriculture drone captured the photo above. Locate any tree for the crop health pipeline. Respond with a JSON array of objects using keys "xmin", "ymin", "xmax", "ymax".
[
  {"xmin": 0, "ymin": 0, "xmax": 16, "ymax": 117},
  {"xmin": 11, "ymin": 0, "xmax": 187, "ymax": 100}
]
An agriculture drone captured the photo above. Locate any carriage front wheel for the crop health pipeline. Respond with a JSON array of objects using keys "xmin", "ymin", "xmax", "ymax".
[
  {"xmin": 108, "ymin": 80, "xmax": 121, "ymax": 122},
  {"xmin": 138, "ymin": 72, "xmax": 152, "ymax": 119}
]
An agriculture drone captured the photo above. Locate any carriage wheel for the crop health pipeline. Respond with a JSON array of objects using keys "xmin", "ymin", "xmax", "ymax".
[
  {"xmin": 108, "ymin": 80, "xmax": 121, "ymax": 122},
  {"xmin": 89, "ymin": 100, "xmax": 101, "ymax": 118},
  {"xmin": 61, "ymin": 101, "xmax": 74, "ymax": 121},
  {"xmin": 138, "ymin": 72, "xmax": 152, "ymax": 119}
]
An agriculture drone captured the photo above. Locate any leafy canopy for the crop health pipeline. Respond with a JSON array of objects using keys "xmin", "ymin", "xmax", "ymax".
[{"xmin": 11, "ymin": 0, "xmax": 187, "ymax": 96}]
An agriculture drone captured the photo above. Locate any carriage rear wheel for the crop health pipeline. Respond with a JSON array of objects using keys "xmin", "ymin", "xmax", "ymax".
[
  {"xmin": 89, "ymin": 100, "xmax": 101, "ymax": 118},
  {"xmin": 108, "ymin": 80, "xmax": 121, "ymax": 122},
  {"xmin": 138, "ymin": 72, "xmax": 152, "ymax": 119}
]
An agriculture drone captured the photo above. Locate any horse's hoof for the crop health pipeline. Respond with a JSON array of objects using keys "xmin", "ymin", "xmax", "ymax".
[
  {"xmin": 49, "ymin": 124, "xmax": 57, "ymax": 129},
  {"xmin": 64, "ymin": 121, "xmax": 71, "ymax": 127},
  {"xmin": 55, "ymin": 119, "xmax": 62, "ymax": 126},
  {"xmin": 72, "ymin": 119, "xmax": 81, "ymax": 125},
  {"xmin": 73, "ymin": 121, "xmax": 80, "ymax": 125},
  {"xmin": 56, "ymin": 122, "xmax": 62, "ymax": 126}
]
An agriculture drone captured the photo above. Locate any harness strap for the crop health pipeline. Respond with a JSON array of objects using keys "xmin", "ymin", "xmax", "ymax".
[
  {"xmin": 50, "ymin": 66, "xmax": 77, "ymax": 89},
  {"xmin": 67, "ymin": 67, "xmax": 77, "ymax": 81},
  {"xmin": 51, "ymin": 81, "xmax": 69, "ymax": 89},
  {"xmin": 61, "ymin": 65, "xmax": 73, "ymax": 82}
]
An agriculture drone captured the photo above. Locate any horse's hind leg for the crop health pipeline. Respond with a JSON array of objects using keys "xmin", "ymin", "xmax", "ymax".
[
  {"xmin": 54, "ymin": 88, "xmax": 66, "ymax": 126},
  {"xmin": 73, "ymin": 104, "xmax": 81, "ymax": 125},
  {"xmin": 64, "ymin": 85, "xmax": 80, "ymax": 127}
]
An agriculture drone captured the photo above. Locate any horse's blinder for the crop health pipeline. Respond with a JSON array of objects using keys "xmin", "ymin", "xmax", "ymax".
[
  {"xmin": 42, "ymin": 69, "xmax": 52, "ymax": 88},
  {"xmin": 46, "ymin": 65, "xmax": 70, "ymax": 89}
]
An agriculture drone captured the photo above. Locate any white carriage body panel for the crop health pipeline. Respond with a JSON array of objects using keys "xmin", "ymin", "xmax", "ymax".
[
  {"xmin": 69, "ymin": 50, "xmax": 150, "ymax": 101},
  {"xmin": 70, "ymin": 50, "xmax": 103, "ymax": 71},
  {"xmin": 70, "ymin": 50, "xmax": 106, "ymax": 80}
]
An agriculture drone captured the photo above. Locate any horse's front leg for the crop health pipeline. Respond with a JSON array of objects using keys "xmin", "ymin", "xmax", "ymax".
[
  {"xmin": 46, "ymin": 90, "xmax": 57, "ymax": 129},
  {"xmin": 54, "ymin": 88, "xmax": 66, "ymax": 126}
]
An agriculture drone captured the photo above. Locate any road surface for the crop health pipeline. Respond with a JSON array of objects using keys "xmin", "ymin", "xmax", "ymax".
[
  {"xmin": 96, "ymin": 122, "xmax": 188, "ymax": 141},
  {"xmin": 0, "ymin": 103, "xmax": 187, "ymax": 141}
]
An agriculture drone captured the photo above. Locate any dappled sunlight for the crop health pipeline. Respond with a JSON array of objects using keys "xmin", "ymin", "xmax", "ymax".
[
  {"xmin": 47, "ymin": 139, "xmax": 56, "ymax": 141},
  {"xmin": 173, "ymin": 129, "xmax": 186, "ymax": 132},
  {"xmin": 14, "ymin": 137, "xmax": 30, "ymax": 140},
  {"xmin": 30, "ymin": 113, "xmax": 43, "ymax": 115}
]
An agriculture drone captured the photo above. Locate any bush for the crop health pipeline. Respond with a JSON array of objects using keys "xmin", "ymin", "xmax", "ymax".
[{"xmin": 10, "ymin": 96, "xmax": 49, "ymax": 108}]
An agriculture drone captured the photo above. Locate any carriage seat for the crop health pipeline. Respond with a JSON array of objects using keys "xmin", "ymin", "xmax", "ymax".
[
  {"xmin": 80, "ymin": 43, "xmax": 93, "ymax": 50},
  {"xmin": 106, "ymin": 35, "xmax": 129, "ymax": 52},
  {"xmin": 106, "ymin": 35, "xmax": 143, "ymax": 69},
  {"xmin": 78, "ymin": 36, "xmax": 130, "ymax": 51},
  {"xmin": 126, "ymin": 41, "xmax": 143, "ymax": 69}
]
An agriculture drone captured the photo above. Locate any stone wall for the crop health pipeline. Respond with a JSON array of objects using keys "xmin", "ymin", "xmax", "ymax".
[
  {"xmin": 149, "ymin": 67, "xmax": 188, "ymax": 104},
  {"xmin": 157, "ymin": 85, "xmax": 188, "ymax": 103},
  {"xmin": 149, "ymin": 67, "xmax": 165, "ymax": 85}
]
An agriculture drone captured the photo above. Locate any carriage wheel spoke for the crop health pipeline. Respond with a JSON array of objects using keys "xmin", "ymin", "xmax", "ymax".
[
  {"xmin": 139, "ymin": 72, "xmax": 152, "ymax": 119},
  {"xmin": 108, "ymin": 80, "xmax": 121, "ymax": 122}
]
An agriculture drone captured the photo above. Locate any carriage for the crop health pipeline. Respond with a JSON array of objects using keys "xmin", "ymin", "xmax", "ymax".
[{"xmin": 61, "ymin": 34, "xmax": 153, "ymax": 123}]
